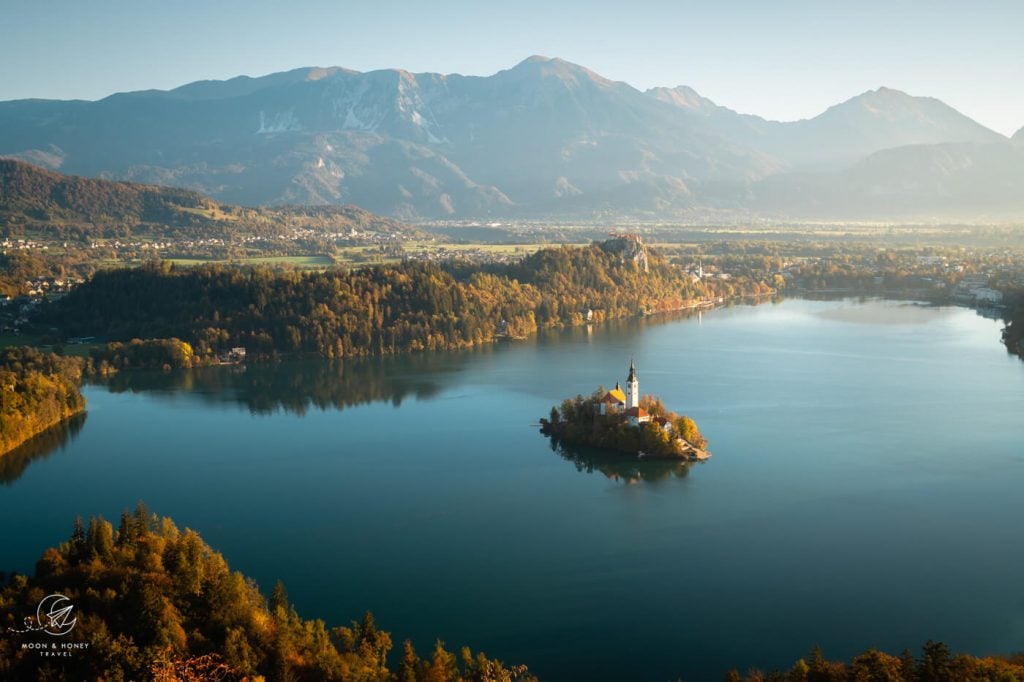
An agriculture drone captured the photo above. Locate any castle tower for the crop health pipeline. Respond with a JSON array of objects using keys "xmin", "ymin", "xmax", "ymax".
[{"xmin": 626, "ymin": 359, "xmax": 639, "ymax": 409}]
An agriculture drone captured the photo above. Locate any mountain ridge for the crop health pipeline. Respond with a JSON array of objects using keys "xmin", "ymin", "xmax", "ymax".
[{"xmin": 0, "ymin": 56, "xmax": 1017, "ymax": 220}]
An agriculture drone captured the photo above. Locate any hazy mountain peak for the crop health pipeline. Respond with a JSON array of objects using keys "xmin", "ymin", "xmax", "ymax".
[
  {"xmin": 503, "ymin": 55, "xmax": 619, "ymax": 88},
  {"xmin": 515, "ymin": 55, "xmax": 581, "ymax": 68},
  {"xmin": 1014, "ymin": 126, "xmax": 1024, "ymax": 145},
  {"xmin": 869, "ymin": 85, "xmax": 908, "ymax": 97},
  {"xmin": 838, "ymin": 86, "xmax": 927, "ymax": 111},
  {"xmin": 807, "ymin": 86, "xmax": 1004, "ymax": 147},
  {"xmin": 167, "ymin": 67, "xmax": 355, "ymax": 100},
  {"xmin": 825, "ymin": 86, "xmax": 990, "ymax": 124},
  {"xmin": 646, "ymin": 85, "xmax": 719, "ymax": 115},
  {"xmin": 305, "ymin": 67, "xmax": 349, "ymax": 81}
]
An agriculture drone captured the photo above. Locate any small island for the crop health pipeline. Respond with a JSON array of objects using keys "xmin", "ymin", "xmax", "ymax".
[{"xmin": 539, "ymin": 360, "xmax": 709, "ymax": 461}]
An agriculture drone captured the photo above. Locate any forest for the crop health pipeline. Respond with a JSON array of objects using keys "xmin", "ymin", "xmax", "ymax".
[
  {"xmin": 0, "ymin": 506, "xmax": 534, "ymax": 681},
  {"xmin": 0, "ymin": 346, "xmax": 86, "ymax": 455},
  {"xmin": 41, "ymin": 240, "xmax": 773, "ymax": 359},
  {"xmin": 89, "ymin": 338, "xmax": 201, "ymax": 371},
  {"xmin": 725, "ymin": 642, "xmax": 1024, "ymax": 681}
]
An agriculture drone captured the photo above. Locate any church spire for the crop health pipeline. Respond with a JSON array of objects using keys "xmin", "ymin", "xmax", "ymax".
[{"xmin": 625, "ymin": 358, "xmax": 638, "ymax": 409}]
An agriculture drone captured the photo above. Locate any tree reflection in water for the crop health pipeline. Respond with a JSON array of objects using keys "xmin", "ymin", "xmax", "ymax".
[
  {"xmin": 549, "ymin": 438, "xmax": 693, "ymax": 485},
  {"xmin": 96, "ymin": 353, "xmax": 468, "ymax": 416}
]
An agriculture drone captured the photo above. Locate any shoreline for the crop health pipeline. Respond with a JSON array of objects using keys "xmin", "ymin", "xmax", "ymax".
[{"xmin": 0, "ymin": 405, "xmax": 87, "ymax": 459}]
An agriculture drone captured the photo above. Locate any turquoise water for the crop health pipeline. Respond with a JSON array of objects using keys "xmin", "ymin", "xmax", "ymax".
[{"xmin": 2, "ymin": 298, "xmax": 1023, "ymax": 680}]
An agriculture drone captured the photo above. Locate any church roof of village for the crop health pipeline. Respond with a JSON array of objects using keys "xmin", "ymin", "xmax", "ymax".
[{"xmin": 625, "ymin": 406, "xmax": 649, "ymax": 418}]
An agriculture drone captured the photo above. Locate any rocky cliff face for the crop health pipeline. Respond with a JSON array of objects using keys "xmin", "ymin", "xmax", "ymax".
[{"xmin": 600, "ymin": 236, "xmax": 648, "ymax": 273}]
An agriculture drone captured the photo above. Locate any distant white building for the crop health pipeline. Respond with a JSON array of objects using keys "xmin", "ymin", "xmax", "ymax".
[{"xmin": 974, "ymin": 287, "xmax": 1003, "ymax": 304}]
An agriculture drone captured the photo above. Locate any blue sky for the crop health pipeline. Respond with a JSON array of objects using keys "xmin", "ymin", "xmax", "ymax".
[{"xmin": 2, "ymin": 0, "xmax": 1022, "ymax": 135}]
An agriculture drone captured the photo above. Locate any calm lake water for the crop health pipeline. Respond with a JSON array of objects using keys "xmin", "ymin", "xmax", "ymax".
[{"xmin": 2, "ymin": 298, "xmax": 1023, "ymax": 680}]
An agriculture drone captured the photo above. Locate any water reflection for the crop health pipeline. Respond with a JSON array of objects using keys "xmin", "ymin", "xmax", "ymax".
[
  {"xmin": 87, "ymin": 298, "xmax": 772, "ymax": 417},
  {"xmin": 87, "ymin": 307, "xmax": 729, "ymax": 417},
  {"xmin": 550, "ymin": 439, "xmax": 693, "ymax": 485},
  {"xmin": 94, "ymin": 351, "xmax": 475, "ymax": 415},
  {"xmin": 0, "ymin": 413, "xmax": 87, "ymax": 485}
]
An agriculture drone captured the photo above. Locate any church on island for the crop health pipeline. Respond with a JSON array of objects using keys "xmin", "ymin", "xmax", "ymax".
[
  {"xmin": 598, "ymin": 359, "xmax": 654, "ymax": 427},
  {"xmin": 539, "ymin": 358, "xmax": 709, "ymax": 461}
]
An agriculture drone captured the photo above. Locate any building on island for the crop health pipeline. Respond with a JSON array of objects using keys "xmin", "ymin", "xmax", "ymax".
[
  {"xmin": 541, "ymin": 357, "xmax": 710, "ymax": 461},
  {"xmin": 599, "ymin": 359, "xmax": 651, "ymax": 426},
  {"xmin": 625, "ymin": 406, "xmax": 650, "ymax": 427},
  {"xmin": 598, "ymin": 385, "xmax": 627, "ymax": 414}
]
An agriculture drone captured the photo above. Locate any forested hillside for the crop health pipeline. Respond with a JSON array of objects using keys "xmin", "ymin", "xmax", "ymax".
[
  {"xmin": 0, "ymin": 157, "xmax": 209, "ymax": 223},
  {"xmin": 0, "ymin": 346, "xmax": 86, "ymax": 455},
  {"xmin": 42, "ymin": 240, "xmax": 773, "ymax": 358},
  {"xmin": 0, "ymin": 159, "xmax": 412, "ymax": 241},
  {"xmin": 0, "ymin": 507, "xmax": 534, "ymax": 681}
]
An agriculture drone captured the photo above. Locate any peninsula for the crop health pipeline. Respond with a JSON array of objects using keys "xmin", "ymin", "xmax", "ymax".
[
  {"xmin": 0, "ymin": 347, "xmax": 86, "ymax": 456},
  {"xmin": 539, "ymin": 360, "xmax": 709, "ymax": 460}
]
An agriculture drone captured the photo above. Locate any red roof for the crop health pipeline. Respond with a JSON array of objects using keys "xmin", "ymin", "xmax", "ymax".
[{"xmin": 625, "ymin": 407, "xmax": 649, "ymax": 417}]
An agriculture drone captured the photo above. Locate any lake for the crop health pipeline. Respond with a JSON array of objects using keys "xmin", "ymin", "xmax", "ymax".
[{"xmin": 2, "ymin": 298, "xmax": 1023, "ymax": 680}]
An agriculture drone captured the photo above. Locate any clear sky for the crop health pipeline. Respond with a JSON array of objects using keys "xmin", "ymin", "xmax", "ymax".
[{"xmin": 2, "ymin": 0, "xmax": 1022, "ymax": 136}]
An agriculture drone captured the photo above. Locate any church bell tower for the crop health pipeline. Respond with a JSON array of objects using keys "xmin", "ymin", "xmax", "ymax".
[{"xmin": 626, "ymin": 359, "xmax": 639, "ymax": 409}]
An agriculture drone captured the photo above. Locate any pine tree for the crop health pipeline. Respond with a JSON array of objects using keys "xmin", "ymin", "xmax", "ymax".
[
  {"xmin": 87, "ymin": 517, "xmax": 114, "ymax": 558},
  {"xmin": 133, "ymin": 501, "xmax": 151, "ymax": 533},
  {"xmin": 899, "ymin": 648, "xmax": 916, "ymax": 682},
  {"xmin": 116, "ymin": 509, "xmax": 134, "ymax": 546},
  {"xmin": 70, "ymin": 516, "xmax": 86, "ymax": 558},
  {"xmin": 806, "ymin": 645, "xmax": 828, "ymax": 681},
  {"xmin": 399, "ymin": 640, "xmax": 421, "ymax": 682},
  {"xmin": 918, "ymin": 640, "xmax": 951, "ymax": 681},
  {"xmin": 425, "ymin": 640, "xmax": 457, "ymax": 682},
  {"xmin": 270, "ymin": 580, "xmax": 289, "ymax": 613}
]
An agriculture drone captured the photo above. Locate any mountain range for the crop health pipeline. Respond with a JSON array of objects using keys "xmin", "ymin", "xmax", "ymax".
[{"xmin": 1, "ymin": 56, "xmax": 1022, "ymax": 221}]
